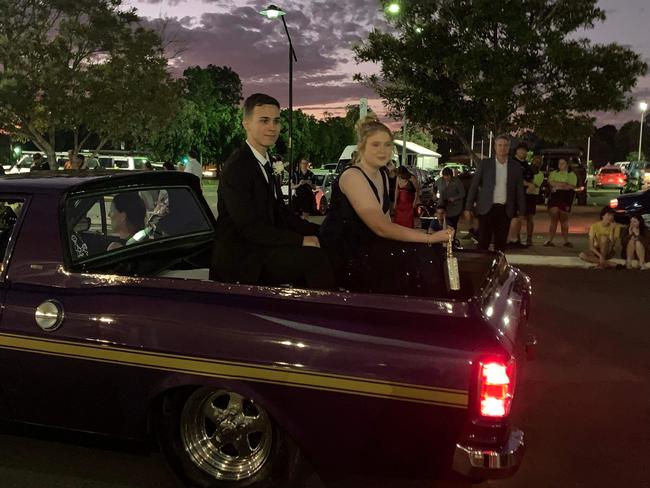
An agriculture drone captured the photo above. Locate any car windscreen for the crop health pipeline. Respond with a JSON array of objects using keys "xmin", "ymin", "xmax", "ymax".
[
  {"xmin": 65, "ymin": 186, "xmax": 212, "ymax": 264},
  {"xmin": 600, "ymin": 168, "xmax": 622, "ymax": 174},
  {"xmin": 312, "ymin": 174, "xmax": 326, "ymax": 186}
]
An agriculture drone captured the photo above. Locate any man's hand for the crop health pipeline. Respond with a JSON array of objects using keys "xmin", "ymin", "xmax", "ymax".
[{"xmin": 302, "ymin": 236, "xmax": 321, "ymax": 248}]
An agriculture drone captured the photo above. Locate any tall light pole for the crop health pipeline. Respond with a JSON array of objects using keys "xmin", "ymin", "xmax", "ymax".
[
  {"xmin": 260, "ymin": 5, "xmax": 297, "ymax": 196},
  {"xmin": 639, "ymin": 101, "xmax": 648, "ymax": 161}
]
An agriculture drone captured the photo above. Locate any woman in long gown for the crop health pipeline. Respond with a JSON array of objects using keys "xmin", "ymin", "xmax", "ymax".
[
  {"xmin": 393, "ymin": 166, "xmax": 419, "ymax": 228},
  {"xmin": 319, "ymin": 117, "xmax": 452, "ymax": 297}
]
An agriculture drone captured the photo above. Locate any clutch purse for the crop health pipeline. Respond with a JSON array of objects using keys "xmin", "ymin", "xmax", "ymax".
[{"xmin": 444, "ymin": 231, "xmax": 460, "ymax": 291}]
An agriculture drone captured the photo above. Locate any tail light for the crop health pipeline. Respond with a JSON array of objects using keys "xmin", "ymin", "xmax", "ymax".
[
  {"xmin": 478, "ymin": 358, "xmax": 516, "ymax": 418},
  {"xmin": 610, "ymin": 198, "xmax": 618, "ymax": 208}
]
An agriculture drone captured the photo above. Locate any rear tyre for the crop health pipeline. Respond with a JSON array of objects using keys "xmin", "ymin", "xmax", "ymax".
[{"xmin": 155, "ymin": 387, "xmax": 305, "ymax": 488}]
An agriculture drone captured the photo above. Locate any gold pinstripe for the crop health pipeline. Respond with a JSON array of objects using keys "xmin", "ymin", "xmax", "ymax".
[{"xmin": 0, "ymin": 332, "xmax": 468, "ymax": 408}]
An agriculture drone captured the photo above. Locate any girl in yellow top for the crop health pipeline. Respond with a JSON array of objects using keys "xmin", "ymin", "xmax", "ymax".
[{"xmin": 544, "ymin": 159, "xmax": 578, "ymax": 247}]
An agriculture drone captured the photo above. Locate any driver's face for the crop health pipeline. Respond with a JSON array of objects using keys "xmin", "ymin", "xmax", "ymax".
[{"xmin": 109, "ymin": 203, "xmax": 124, "ymax": 232}]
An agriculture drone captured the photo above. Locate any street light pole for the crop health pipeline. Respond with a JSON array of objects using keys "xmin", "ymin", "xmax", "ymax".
[
  {"xmin": 401, "ymin": 110, "xmax": 407, "ymax": 167},
  {"xmin": 639, "ymin": 101, "xmax": 647, "ymax": 161},
  {"xmin": 260, "ymin": 5, "xmax": 297, "ymax": 199}
]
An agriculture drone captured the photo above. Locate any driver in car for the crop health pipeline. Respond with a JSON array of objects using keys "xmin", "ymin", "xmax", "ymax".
[{"xmin": 107, "ymin": 193, "xmax": 146, "ymax": 251}]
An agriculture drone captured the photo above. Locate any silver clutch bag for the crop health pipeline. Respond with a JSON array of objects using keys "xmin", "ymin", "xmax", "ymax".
[{"xmin": 444, "ymin": 232, "xmax": 460, "ymax": 291}]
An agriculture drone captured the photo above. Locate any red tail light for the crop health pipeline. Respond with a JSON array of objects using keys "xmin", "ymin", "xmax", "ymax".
[{"xmin": 478, "ymin": 359, "xmax": 516, "ymax": 418}]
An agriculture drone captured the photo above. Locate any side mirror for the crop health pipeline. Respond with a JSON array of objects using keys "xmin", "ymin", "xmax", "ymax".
[{"xmin": 73, "ymin": 217, "xmax": 91, "ymax": 232}]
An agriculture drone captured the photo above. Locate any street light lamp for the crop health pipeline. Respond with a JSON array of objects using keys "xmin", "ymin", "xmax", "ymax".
[
  {"xmin": 260, "ymin": 4, "xmax": 298, "ymax": 196},
  {"xmin": 639, "ymin": 101, "xmax": 648, "ymax": 161},
  {"xmin": 387, "ymin": 2, "xmax": 400, "ymax": 15}
]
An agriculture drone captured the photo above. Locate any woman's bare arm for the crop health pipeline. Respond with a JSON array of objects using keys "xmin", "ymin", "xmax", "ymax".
[{"xmin": 340, "ymin": 170, "xmax": 450, "ymax": 244}]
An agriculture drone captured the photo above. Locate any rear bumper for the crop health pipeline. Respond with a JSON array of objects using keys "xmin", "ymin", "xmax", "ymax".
[{"xmin": 452, "ymin": 429, "xmax": 524, "ymax": 479}]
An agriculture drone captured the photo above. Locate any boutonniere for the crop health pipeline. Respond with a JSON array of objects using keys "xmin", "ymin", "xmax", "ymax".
[{"xmin": 272, "ymin": 161, "xmax": 284, "ymax": 175}]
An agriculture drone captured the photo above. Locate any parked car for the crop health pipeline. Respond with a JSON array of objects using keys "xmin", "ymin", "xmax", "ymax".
[
  {"xmin": 623, "ymin": 161, "xmax": 650, "ymax": 193},
  {"xmin": 613, "ymin": 161, "xmax": 630, "ymax": 173},
  {"xmin": 0, "ymin": 171, "xmax": 532, "ymax": 487},
  {"xmin": 594, "ymin": 165, "xmax": 627, "ymax": 190},
  {"xmin": 609, "ymin": 187, "xmax": 650, "ymax": 226},
  {"xmin": 537, "ymin": 148, "xmax": 588, "ymax": 205},
  {"xmin": 322, "ymin": 163, "xmax": 337, "ymax": 171}
]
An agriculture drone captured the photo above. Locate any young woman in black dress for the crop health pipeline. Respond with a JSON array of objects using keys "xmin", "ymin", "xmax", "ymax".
[{"xmin": 320, "ymin": 117, "xmax": 452, "ymax": 296}]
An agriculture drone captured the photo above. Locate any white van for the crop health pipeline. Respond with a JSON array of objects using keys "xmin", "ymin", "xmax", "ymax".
[{"xmin": 335, "ymin": 144, "xmax": 431, "ymax": 191}]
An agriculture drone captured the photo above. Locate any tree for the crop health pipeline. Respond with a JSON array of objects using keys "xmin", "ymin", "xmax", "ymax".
[
  {"xmin": 355, "ymin": 0, "xmax": 648, "ymax": 160},
  {"xmin": 183, "ymin": 65, "xmax": 243, "ymax": 108},
  {"xmin": 146, "ymin": 99, "xmax": 209, "ymax": 163},
  {"xmin": 180, "ymin": 65, "xmax": 244, "ymax": 164},
  {"xmin": 0, "ymin": 0, "xmax": 177, "ymax": 164},
  {"xmin": 616, "ymin": 120, "xmax": 649, "ymax": 161}
]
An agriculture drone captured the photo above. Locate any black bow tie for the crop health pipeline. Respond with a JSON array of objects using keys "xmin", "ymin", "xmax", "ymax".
[{"xmin": 263, "ymin": 162, "xmax": 275, "ymax": 197}]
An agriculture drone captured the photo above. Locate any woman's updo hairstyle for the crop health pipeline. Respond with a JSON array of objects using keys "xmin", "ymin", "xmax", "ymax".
[{"xmin": 354, "ymin": 115, "xmax": 393, "ymax": 164}]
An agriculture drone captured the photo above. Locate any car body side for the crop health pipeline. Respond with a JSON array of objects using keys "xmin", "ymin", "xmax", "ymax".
[{"xmin": 0, "ymin": 173, "xmax": 531, "ymax": 477}]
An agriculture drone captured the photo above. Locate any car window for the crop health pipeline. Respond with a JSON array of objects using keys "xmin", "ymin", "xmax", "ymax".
[
  {"xmin": 99, "ymin": 157, "xmax": 113, "ymax": 168},
  {"xmin": 114, "ymin": 159, "xmax": 129, "ymax": 169},
  {"xmin": 600, "ymin": 168, "xmax": 621, "ymax": 174},
  {"xmin": 65, "ymin": 187, "xmax": 212, "ymax": 263},
  {"xmin": 0, "ymin": 200, "xmax": 24, "ymax": 265},
  {"xmin": 133, "ymin": 158, "xmax": 146, "ymax": 170},
  {"xmin": 312, "ymin": 174, "xmax": 325, "ymax": 186}
]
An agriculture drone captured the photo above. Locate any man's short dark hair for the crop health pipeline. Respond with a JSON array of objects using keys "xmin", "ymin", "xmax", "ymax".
[
  {"xmin": 600, "ymin": 206, "xmax": 615, "ymax": 219},
  {"xmin": 441, "ymin": 167, "xmax": 453, "ymax": 177},
  {"xmin": 113, "ymin": 192, "xmax": 146, "ymax": 230},
  {"xmin": 33, "ymin": 153, "xmax": 42, "ymax": 160},
  {"xmin": 188, "ymin": 149, "xmax": 199, "ymax": 159},
  {"xmin": 243, "ymin": 93, "xmax": 280, "ymax": 118},
  {"xmin": 514, "ymin": 143, "xmax": 528, "ymax": 152},
  {"xmin": 495, "ymin": 134, "xmax": 510, "ymax": 143},
  {"xmin": 76, "ymin": 154, "xmax": 85, "ymax": 162}
]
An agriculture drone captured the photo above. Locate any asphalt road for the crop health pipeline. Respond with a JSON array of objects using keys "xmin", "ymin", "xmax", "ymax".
[{"xmin": 0, "ymin": 266, "xmax": 647, "ymax": 488}]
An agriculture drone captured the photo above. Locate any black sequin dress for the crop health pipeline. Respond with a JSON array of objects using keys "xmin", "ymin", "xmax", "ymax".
[{"xmin": 319, "ymin": 166, "xmax": 444, "ymax": 297}]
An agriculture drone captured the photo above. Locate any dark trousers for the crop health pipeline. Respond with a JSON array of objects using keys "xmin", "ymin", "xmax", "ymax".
[
  {"xmin": 447, "ymin": 214, "xmax": 460, "ymax": 229},
  {"xmin": 478, "ymin": 204, "xmax": 509, "ymax": 252},
  {"xmin": 260, "ymin": 246, "xmax": 336, "ymax": 290}
]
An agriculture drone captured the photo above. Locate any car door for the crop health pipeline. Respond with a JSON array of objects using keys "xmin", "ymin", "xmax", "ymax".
[{"xmin": 0, "ymin": 185, "xmax": 214, "ymax": 438}]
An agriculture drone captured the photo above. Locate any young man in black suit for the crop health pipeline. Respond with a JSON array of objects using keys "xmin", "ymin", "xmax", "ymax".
[{"xmin": 210, "ymin": 93, "xmax": 335, "ymax": 289}]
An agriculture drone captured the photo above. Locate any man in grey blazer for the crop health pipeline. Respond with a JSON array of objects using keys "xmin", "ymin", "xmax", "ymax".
[{"xmin": 464, "ymin": 135, "xmax": 526, "ymax": 252}]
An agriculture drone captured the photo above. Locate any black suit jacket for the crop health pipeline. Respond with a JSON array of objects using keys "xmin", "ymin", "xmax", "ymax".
[{"xmin": 211, "ymin": 144, "xmax": 319, "ymax": 284}]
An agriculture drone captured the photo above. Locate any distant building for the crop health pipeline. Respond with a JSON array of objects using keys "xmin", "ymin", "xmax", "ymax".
[{"xmin": 393, "ymin": 139, "xmax": 441, "ymax": 169}]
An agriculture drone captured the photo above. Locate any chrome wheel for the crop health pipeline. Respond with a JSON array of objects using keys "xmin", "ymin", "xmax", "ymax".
[{"xmin": 180, "ymin": 389, "xmax": 273, "ymax": 481}]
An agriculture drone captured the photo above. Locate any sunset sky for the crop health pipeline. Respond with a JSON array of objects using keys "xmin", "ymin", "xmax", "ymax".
[{"xmin": 125, "ymin": 0, "xmax": 650, "ymax": 127}]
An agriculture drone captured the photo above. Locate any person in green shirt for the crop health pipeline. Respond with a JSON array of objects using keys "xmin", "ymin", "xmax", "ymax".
[{"xmin": 544, "ymin": 159, "xmax": 578, "ymax": 247}]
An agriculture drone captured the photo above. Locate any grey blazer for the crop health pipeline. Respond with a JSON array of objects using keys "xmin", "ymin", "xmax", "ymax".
[{"xmin": 465, "ymin": 158, "xmax": 526, "ymax": 218}]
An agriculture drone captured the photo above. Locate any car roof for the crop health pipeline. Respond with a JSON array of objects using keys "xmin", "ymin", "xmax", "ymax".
[{"xmin": 0, "ymin": 170, "xmax": 201, "ymax": 195}]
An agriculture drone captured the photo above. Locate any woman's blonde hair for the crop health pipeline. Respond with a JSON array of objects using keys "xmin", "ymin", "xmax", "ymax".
[{"xmin": 353, "ymin": 116, "xmax": 393, "ymax": 164}]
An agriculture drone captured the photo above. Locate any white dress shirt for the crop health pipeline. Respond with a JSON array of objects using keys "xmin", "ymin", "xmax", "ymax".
[
  {"xmin": 493, "ymin": 158, "xmax": 508, "ymax": 204},
  {"xmin": 184, "ymin": 158, "xmax": 203, "ymax": 180}
]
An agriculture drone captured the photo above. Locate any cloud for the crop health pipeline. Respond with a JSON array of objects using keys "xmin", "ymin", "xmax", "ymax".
[
  {"xmin": 140, "ymin": 0, "xmax": 187, "ymax": 5},
  {"xmin": 140, "ymin": 0, "xmax": 386, "ymax": 109}
]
